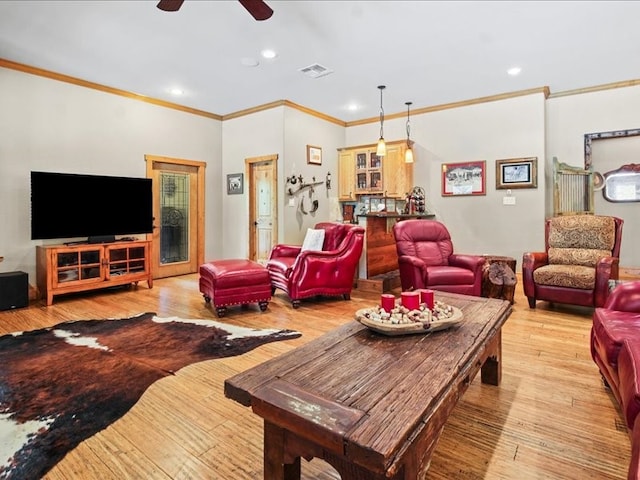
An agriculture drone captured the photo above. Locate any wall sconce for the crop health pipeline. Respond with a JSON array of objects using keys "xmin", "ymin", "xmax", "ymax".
[
  {"xmin": 326, "ymin": 171, "xmax": 331, "ymax": 190},
  {"xmin": 405, "ymin": 101, "xmax": 414, "ymax": 164},
  {"xmin": 376, "ymin": 85, "xmax": 387, "ymax": 157}
]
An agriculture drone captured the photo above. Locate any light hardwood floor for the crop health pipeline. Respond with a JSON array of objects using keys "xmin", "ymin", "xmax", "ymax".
[{"xmin": 0, "ymin": 274, "xmax": 632, "ymax": 479}]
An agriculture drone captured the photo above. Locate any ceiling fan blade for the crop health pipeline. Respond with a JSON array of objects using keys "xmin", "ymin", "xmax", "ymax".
[
  {"xmin": 157, "ymin": 0, "xmax": 185, "ymax": 12},
  {"xmin": 238, "ymin": 0, "xmax": 274, "ymax": 21}
]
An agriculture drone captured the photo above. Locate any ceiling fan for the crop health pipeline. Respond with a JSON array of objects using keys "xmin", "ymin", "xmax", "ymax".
[{"xmin": 157, "ymin": 0, "xmax": 274, "ymax": 21}]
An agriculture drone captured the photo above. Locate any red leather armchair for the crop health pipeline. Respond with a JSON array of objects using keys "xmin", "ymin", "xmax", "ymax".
[
  {"xmin": 266, "ymin": 222, "xmax": 365, "ymax": 308},
  {"xmin": 523, "ymin": 215, "xmax": 623, "ymax": 309},
  {"xmin": 590, "ymin": 281, "xmax": 640, "ymax": 480},
  {"xmin": 392, "ymin": 219, "xmax": 485, "ymax": 296}
]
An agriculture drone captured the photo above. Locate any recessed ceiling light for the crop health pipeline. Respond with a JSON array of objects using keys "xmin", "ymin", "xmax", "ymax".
[
  {"xmin": 261, "ymin": 49, "xmax": 277, "ymax": 59},
  {"xmin": 170, "ymin": 88, "xmax": 184, "ymax": 96},
  {"xmin": 507, "ymin": 67, "xmax": 522, "ymax": 76},
  {"xmin": 347, "ymin": 103, "xmax": 359, "ymax": 112},
  {"xmin": 241, "ymin": 57, "xmax": 259, "ymax": 67}
]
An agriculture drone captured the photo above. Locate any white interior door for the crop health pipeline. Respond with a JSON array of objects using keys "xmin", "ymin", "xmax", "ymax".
[{"xmin": 248, "ymin": 155, "xmax": 278, "ymax": 264}]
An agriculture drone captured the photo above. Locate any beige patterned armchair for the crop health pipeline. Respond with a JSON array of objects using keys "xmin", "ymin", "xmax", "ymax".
[{"xmin": 522, "ymin": 215, "xmax": 624, "ymax": 308}]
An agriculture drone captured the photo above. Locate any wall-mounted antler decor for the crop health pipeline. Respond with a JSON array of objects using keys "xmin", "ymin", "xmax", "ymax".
[{"xmin": 286, "ymin": 174, "xmax": 323, "ymax": 196}]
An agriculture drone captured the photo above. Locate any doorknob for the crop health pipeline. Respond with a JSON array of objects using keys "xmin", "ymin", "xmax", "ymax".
[{"xmin": 254, "ymin": 221, "xmax": 259, "ymax": 226}]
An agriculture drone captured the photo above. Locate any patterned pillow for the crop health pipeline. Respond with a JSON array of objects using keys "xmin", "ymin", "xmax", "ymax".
[
  {"xmin": 548, "ymin": 215, "xmax": 615, "ymax": 250},
  {"xmin": 548, "ymin": 247, "xmax": 612, "ymax": 267}
]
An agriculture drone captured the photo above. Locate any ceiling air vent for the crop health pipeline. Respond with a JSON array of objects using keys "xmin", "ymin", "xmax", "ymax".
[{"xmin": 299, "ymin": 63, "xmax": 333, "ymax": 79}]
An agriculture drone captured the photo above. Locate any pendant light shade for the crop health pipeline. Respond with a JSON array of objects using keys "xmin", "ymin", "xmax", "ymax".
[
  {"xmin": 405, "ymin": 146, "xmax": 414, "ymax": 164},
  {"xmin": 405, "ymin": 101, "xmax": 414, "ymax": 163},
  {"xmin": 376, "ymin": 85, "xmax": 387, "ymax": 157}
]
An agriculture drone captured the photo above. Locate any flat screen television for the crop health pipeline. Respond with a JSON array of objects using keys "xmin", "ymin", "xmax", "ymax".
[{"xmin": 31, "ymin": 171, "xmax": 153, "ymax": 242}]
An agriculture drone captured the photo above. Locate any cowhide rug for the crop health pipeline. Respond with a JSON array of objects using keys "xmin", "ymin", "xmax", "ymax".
[{"xmin": 0, "ymin": 312, "xmax": 301, "ymax": 480}]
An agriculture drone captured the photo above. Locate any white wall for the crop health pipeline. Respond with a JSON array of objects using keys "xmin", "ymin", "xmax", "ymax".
[
  {"xmin": 345, "ymin": 93, "xmax": 547, "ymax": 268},
  {"xmin": 282, "ymin": 108, "xmax": 346, "ymax": 242},
  {"xmin": 221, "ymin": 106, "xmax": 346, "ymax": 258},
  {"xmin": 0, "ymin": 67, "xmax": 221, "ymax": 281},
  {"xmin": 546, "ymin": 85, "xmax": 640, "ymax": 268},
  {"xmin": 221, "ymin": 107, "xmax": 284, "ymax": 259},
  {"xmin": 3, "ymin": 64, "xmax": 639, "ymax": 287}
]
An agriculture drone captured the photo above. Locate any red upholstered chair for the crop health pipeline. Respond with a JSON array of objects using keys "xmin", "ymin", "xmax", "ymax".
[
  {"xmin": 590, "ymin": 281, "xmax": 640, "ymax": 480},
  {"xmin": 392, "ymin": 219, "xmax": 485, "ymax": 296},
  {"xmin": 266, "ymin": 222, "xmax": 365, "ymax": 308},
  {"xmin": 522, "ymin": 215, "xmax": 623, "ymax": 309},
  {"xmin": 591, "ymin": 281, "xmax": 640, "ymax": 402}
]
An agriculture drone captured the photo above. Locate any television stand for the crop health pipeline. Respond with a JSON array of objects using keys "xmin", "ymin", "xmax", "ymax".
[{"xmin": 36, "ymin": 240, "xmax": 153, "ymax": 305}]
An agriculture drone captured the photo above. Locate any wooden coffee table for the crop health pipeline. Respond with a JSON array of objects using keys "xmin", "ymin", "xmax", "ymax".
[{"xmin": 224, "ymin": 292, "xmax": 512, "ymax": 479}]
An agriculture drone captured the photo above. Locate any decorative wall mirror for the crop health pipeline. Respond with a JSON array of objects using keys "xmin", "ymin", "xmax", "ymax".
[
  {"xmin": 602, "ymin": 163, "xmax": 640, "ymax": 202},
  {"xmin": 584, "ymin": 127, "xmax": 640, "ymax": 203}
]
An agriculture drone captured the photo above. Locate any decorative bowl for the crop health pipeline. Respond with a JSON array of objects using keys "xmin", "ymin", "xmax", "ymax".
[{"xmin": 355, "ymin": 301, "xmax": 463, "ymax": 336}]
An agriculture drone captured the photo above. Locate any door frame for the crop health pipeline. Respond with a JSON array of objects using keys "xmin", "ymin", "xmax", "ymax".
[
  {"xmin": 145, "ymin": 154, "xmax": 206, "ymax": 278},
  {"xmin": 246, "ymin": 154, "xmax": 278, "ymax": 261}
]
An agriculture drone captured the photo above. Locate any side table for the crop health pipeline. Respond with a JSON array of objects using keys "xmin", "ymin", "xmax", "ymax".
[{"xmin": 481, "ymin": 255, "xmax": 517, "ymax": 304}]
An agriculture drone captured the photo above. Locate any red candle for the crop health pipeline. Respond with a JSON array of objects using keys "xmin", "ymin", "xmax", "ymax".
[
  {"xmin": 420, "ymin": 289, "xmax": 435, "ymax": 310},
  {"xmin": 381, "ymin": 294, "xmax": 396, "ymax": 313},
  {"xmin": 401, "ymin": 291, "xmax": 420, "ymax": 310}
]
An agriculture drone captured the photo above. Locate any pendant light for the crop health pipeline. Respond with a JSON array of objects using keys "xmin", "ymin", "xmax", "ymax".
[
  {"xmin": 404, "ymin": 101, "xmax": 414, "ymax": 163},
  {"xmin": 376, "ymin": 85, "xmax": 387, "ymax": 157}
]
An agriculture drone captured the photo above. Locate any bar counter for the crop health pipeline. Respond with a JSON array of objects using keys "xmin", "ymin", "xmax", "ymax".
[{"xmin": 357, "ymin": 212, "xmax": 435, "ymax": 280}]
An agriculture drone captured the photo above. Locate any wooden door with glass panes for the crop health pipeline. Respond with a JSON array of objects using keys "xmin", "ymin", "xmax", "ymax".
[{"xmin": 146, "ymin": 155, "xmax": 205, "ymax": 279}]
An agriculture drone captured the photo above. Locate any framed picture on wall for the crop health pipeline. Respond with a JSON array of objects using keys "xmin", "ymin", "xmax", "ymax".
[
  {"xmin": 495, "ymin": 157, "xmax": 538, "ymax": 189},
  {"xmin": 307, "ymin": 145, "xmax": 322, "ymax": 165},
  {"xmin": 227, "ymin": 173, "xmax": 244, "ymax": 195},
  {"xmin": 441, "ymin": 161, "xmax": 486, "ymax": 196}
]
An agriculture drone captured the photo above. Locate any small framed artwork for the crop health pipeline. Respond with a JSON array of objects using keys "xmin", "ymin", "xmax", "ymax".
[
  {"xmin": 307, "ymin": 145, "xmax": 322, "ymax": 165},
  {"xmin": 441, "ymin": 161, "xmax": 486, "ymax": 196},
  {"xmin": 495, "ymin": 157, "xmax": 538, "ymax": 189},
  {"xmin": 227, "ymin": 173, "xmax": 244, "ymax": 195}
]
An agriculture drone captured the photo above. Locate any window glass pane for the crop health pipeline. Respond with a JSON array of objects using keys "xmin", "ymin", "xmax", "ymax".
[{"xmin": 160, "ymin": 173, "xmax": 189, "ymax": 265}]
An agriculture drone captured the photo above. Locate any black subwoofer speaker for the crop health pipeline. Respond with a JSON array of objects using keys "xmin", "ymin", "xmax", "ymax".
[{"xmin": 0, "ymin": 271, "xmax": 29, "ymax": 311}]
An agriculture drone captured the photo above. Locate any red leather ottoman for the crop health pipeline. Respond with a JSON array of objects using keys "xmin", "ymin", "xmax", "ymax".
[{"xmin": 199, "ymin": 259, "xmax": 271, "ymax": 317}]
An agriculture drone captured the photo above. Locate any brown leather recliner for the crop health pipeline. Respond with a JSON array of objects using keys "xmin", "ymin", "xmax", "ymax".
[
  {"xmin": 392, "ymin": 219, "xmax": 485, "ymax": 296},
  {"xmin": 266, "ymin": 222, "xmax": 365, "ymax": 308},
  {"xmin": 522, "ymin": 215, "xmax": 623, "ymax": 309}
]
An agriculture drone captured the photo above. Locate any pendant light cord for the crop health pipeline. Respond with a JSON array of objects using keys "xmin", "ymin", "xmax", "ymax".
[
  {"xmin": 406, "ymin": 102, "xmax": 412, "ymax": 140},
  {"xmin": 405, "ymin": 101, "xmax": 412, "ymax": 143},
  {"xmin": 378, "ymin": 85, "xmax": 386, "ymax": 139}
]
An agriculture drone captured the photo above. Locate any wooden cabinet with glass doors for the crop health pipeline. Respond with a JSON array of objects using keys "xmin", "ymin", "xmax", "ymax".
[
  {"xmin": 337, "ymin": 140, "xmax": 413, "ymax": 199},
  {"xmin": 36, "ymin": 240, "xmax": 152, "ymax": 305},
  {"xmin": 355, "ymin": 149, "xmax": 383, "ymax": 194}
]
